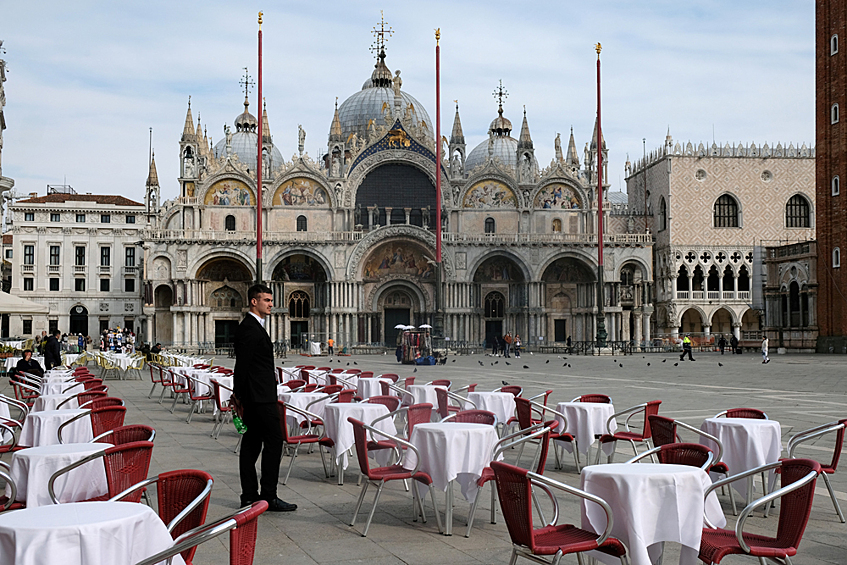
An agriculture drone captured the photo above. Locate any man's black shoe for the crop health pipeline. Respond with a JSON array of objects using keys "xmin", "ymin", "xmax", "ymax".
[
  {"xmin": 263, "ymin": 497, "xmax": 297, "ymax": 512},
  {"xmin": 240, "ymin": 494, "xmax": 259, "ymax": 507}
]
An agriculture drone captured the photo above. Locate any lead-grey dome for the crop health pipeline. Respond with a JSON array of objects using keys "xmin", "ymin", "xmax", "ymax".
[
  {"xmin": 213, "ymin": 132, "xmax": 284, "ymax": 170},
  {"xmin": 465, "ymin": 135, "xmax": 519, "ymax": 172},
  {"xmin": 337, "ymin": 51, "xmax": 433, "ymax": 142}
]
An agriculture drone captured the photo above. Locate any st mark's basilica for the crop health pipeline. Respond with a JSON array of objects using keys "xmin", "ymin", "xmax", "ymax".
[{"xmin": 142, "ymin": 38, "xmax": 654, "ymax": 351}]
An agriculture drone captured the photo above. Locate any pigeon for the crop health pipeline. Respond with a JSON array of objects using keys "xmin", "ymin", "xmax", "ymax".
[
  {"xmin": 662, "ymin": 359, "xmax": 666, "ymax": 363},
  {"xmin": 347, "ymin": 362, "xmax": 350, "ymax": 366},
  {"xmin": 562, "ymin": 357, "xmax": 568, "ymax": 360},
  {"xmin": 523, "ymin": 365, "xmax": 529, "ymax": 369},
  {"xmin": 619, "ymin": 363, "xmax": 623, "ymax": 368},
  {"xmin": 491, "ymin": 362, "xmax": 494, "ymax": 366},
  {"xmin": 413, "ymin": 367, "xmax": 417, "ymax": 373},
  {"xmin": 494, "ymin": 361, "xmax": 499, "ymax": 365},
  {"xmin": 478, "ymin": 361, "xmax": 484, "ymax": 366},
  {"xmin": 452, "ymin": 359, "xmax": 456, "ymax": 362},
  {"xmin": 563, "ymin": 363, "xmax": 568, "ymax": 367},
  {"xmin": 505, "ymin": 361, "xmax": 511, "ymax": 366},
  {"xmin": 718, "ymin": 362, "xmax": 723, "ymax": 367},
  {"xmin": 642, "ymin": 356, "xmax": 646, "ymax": 359},
  {"xmin": 674, "ymin": 362, "xmax": 679, "ymax": 367},
  {"xmin": 545, "ymin": 360, "xmax": 550, "ymax": 364},
  {"xmin": 613, "ymin": 359, "xmax": 617, "ymax": 363},
  {"xmin": 647, "ymin": 363, "xmax": 651, "ymax": 366},
  {"xmin": 353, "ymin": 362, "xmax": 358, "ymax": 366},
  {"xmin": 567, "ymin": 364, "xmax": 571, "ymax": 368},
  {"xmin": 502, "ymin": 381, "xmax": 509, "ymax": 386}
]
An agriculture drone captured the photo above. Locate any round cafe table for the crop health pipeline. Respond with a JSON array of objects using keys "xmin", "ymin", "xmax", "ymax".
[
  {"xmin": 357, "ymin": 377, "xmax": 394, "ymax": 400},
  {"xmin": 323, "ymin": 403, "xmax": 395, "ymax": 474},
  {"xmin": 403, "ymin": 384, "xmax": 445, "ymax": 408},
  {"xmin": 41, "ymin": 380, "xmax": 83, "ymax": 396},
  {"xmin": 554, "ymin": 401, "xmax": 617, "ymax": 455},
  {"xmin": 279, "ymin": 392, "xmax": 329, "ymax": 427},
  {"xmin": 19, "ymin": 409, "xmax": 93, "ymax": 447},
  {"xmin": 6, "ymin": 443, "xmax": 112, "ymax": 507},
  {"xmin": 33, "ymin": 393, "xmax": 78, "ymax": 412},
  {"xmin": 464, "ymin": 391, "xmax": 516, "ymax": 425},
  {"xmin": 0, "ymin": 501, "xmax": 184, "ymax": 565},
  {"xmin": 581, "ymin": 463, "xmax": 726, "ymax": 565}
]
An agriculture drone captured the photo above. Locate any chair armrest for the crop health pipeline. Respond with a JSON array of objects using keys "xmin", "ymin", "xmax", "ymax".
[
  {"xmin": 703, "ymin": 460, "xmax": 783, "ymax": 514},
  {"xmin": 606, "ymin": 403, "xmax": 648, "ymax": 435},
  {"xmin": 166, "ymin": 478, "xmax": 213, "ymax": 533},
  {"xmin": 493, "ymin": 423, "xmax": 548, "ymax": 460},
  {"xmin": 284, "ymin": 404, "xmax": 322, "ymax": 435},
  {"xmin": 56, "ymin": 392, "xmax": 83, "ymax": 410},
  {"xmin": 788, "ymin": 422, "xmax": 844, "ymax": 457},
  {"xmin": 727, "ymin": 468, "xmax": 819, "ymax": 553},
  {"xmin": 527, "ymin": 398, "xmax": 568, "ymax": 430},
  {"xmin": 0, "ymin": 394, "xmax": 29, "ymax": 419},
  {"xmin": 358, "ymin": 419, "xmax": 423, "ymax": 476},
  {"xmin": 675, "ymin": 420, "xmax": 724, "ymax": 463},
  {"xmin": 527, "ymin": 392, "xmax": 547, "ymax": 403},
  {"xmin": 0, "ymin": 422, "xmax": 19, "ymax": 450},
  {"xmin": 0, "ymin": 468, "xmax": 16, "ymax": 510},
  {"xmin": 48, "ymin": 446, "xmax": 108, "ymax": 503},
  {"xmin": 447, "ymin": 390, "xmax": 474, "ymax": 408},
  {"xmin": 305, "ymin": 395, "xmax": 332, "ymax": 412},
  {"xmin": 56, "ymin": 409, "xmax": 91, "ymax": 444},
  {"xmin": 61, "ymin": 381, "xmax": 85, "ymax": 394},
  {"xmin": 527, "ymin": 470, "xmax": 616, "ymax": 546},
  {"xmin": 133, "ymin": 516, "xmax": 238, "ymax": 565}
]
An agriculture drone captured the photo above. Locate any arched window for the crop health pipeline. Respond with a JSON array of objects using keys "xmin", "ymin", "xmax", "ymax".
[
  {"xmin": 833, "ymin": 176, "xmax": 840, "ymax": 196},
  {"xmin": 296, "ymin": 215, "xmax": 307, "ymax": 232},
  {"xmin": 551, "ymin": 218, "xmax": 562, "ymax": 233},
  {"xmin": 833, "ymin": 103, "xmax": 840, "ymax": 124},
  {"xmin": 224, "ymin": 215, "xmax": 236, "ymax": 231},
  {"xmin": 210, "ymin": 286, "xmax": 243, "ymax": 310},
  {"xmin": 288, "ymin": 290, "xmax": 310, "ymax": 318},
  {"xmin": 484, "ymin": 291, "xmax": 504, "ymax": 318},
  {"xmin": 713, "ymin": 195, "xmax": 739, "ymax": 228},
  {"xmin": 659, "ymin": 197, "xmax": 667, "ymax": 231},
  {"xmin": 484, "ymin": 217, "xmax": 495, "ymax": 234},
  {"xmin": 834, "ymin": 247, "xmax": 842, "ymax": 268},
  {"xmin": 833, "ymin": 34, "xmax": 839, "ymax": 55},
  {"xmin": 785, "ymin": 195, "xmax": 811, "ymax": 228}
]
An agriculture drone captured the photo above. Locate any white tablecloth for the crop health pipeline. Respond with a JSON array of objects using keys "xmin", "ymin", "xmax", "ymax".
[
  {"xmin": 305, "ymin": 369, "xmax": 332, "ymax": 386},
  {"xmin": 357, "ymin": 377, "xmax": 394, "ymax": 399},
  {"xmin": 63, "ymin": 354, "xmax": 81, "ymax": 366},
  {"xmin": 6, "ymin": 443, "xmax": 111, "ymax": 507},
  {"xmin": 465, "ymin": 391, "xmax": 516, "ymax": 424},
  {"xmin": 20, "ymin": 409, "xmax": 93, "ymax": 447},
  {"xmin": 555, "ymin": 402, "xmax": 617, "ymax": 454},
  {"xmin": 700, "ymin": 417, "xmax": 782, "ymax": 498},
  {"xmin": 279, "ymin": 367, "xmax": 301, "ymax": 382},
  {"xmin": 333, "ymin": 371, "xmax": 360, "ymax": 390},
  {"xmin": 0, "ymin": 500, "xmax": 184, "ymax": 565},
  {"xmin": 323, "ymin": 403, "xmax": 396, "ymax": 469},
  {"xmin": 41, "ymin": 380, "xmax": 82, "ymax": 395},
  {"xmin": 404, "ymin": 422, "xmax": 500, "ymax": 500},
  {"xmin": 3, "ymin": 339, "xmax": 26, "ymax": 349},
  {"xmin": 403, "ymin": 384, "xmax": 445, "ymax": 408},
  {"xmin": 581, "ymin": 463, "xmax": 726, "ymax": 565},
  {"xmin": 33, "ymin": 393, "xmax": 78, "ymax": 412},
  {"xmin": 5, "ymin": 356, "xmax": 45, "ymax": 371},
  {"xmin": 279, "ymin": 392, "xmax": 329, "ymax": 426}
]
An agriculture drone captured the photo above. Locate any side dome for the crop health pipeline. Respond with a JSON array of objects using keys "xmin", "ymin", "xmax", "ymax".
[{"xmin": 465, "ymin": 135, "xmax": 519, "ymax": 172}]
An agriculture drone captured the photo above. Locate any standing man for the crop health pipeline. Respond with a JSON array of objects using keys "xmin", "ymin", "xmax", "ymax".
[
  {"xmin": 679, "ymin": 334, "xmax": 695, "ymax": 361},
  {"xmin": 503, "ymin": 332, "xmax": 513, "ymax": 358},
  {"xmin": 718, "ymin": 334, "xmax": 727, "ymax": 355},
  {"xmin": 43, "ymin": 329, "xmax": 62, "ymax": 370},
  {"xmin": 729, "ymin": 334, "xmax": 739, "ymax": 354},
  {"xmin": 233, "ymin": 284, "xmax": 296, "ymax": 512},
  {"xmin": 327, "ymin": 337, "xmax": 334, "ymax": 356},
  {"xmin": 762, "ymin": 335, "xmax": 770, "ymax": 364}
]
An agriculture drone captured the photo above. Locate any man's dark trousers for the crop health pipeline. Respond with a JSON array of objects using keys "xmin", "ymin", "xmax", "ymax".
[{"xmin": 239, "ymin": 400, "xmax": 283, "ymax": 500}]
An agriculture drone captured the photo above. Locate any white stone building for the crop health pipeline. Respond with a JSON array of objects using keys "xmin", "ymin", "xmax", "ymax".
[{"xmin": 6, "ymin": 191, "xmax": 145, "ymax": 338}]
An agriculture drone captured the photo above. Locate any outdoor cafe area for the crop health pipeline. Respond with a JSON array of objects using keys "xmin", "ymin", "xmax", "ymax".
[{"xmin": 0, "ymin": 350, "xmax": 845, "ymax": 565}]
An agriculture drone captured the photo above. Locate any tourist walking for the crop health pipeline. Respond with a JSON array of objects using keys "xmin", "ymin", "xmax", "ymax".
[
  {"xmin": 679, "ymin": 334, "xmax": 695, "ymax": 361},
  {"xmin": 514, "ymin": 334, "xmax": 522, "ymax": 358},
  {"xmin": 729, "ymin": 334, "xmax": 739, "ymax": 354},
  {"xmin": 718, "ymin": 334, "xmax": 727, "ymax": 355},
  {"xmin": 504, "ymin": 332, "xmax": 513, "ymax": 358},
  {"xmin": 762, "ymin": 336, "xmax": 770, "ymax": 364},
  {"xmin": 43, "ymin": 329, "xmax": 62, "ymax": 370}
]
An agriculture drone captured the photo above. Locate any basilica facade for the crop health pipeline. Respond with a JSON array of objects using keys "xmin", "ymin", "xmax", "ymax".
[{"xmin": 141, "ymin": 46, "xmax": 654, "ymax": 351}]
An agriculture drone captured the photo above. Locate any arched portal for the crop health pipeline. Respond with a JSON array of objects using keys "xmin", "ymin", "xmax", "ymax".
[
  {"xmin": 379, "ymin": 287, "xmax": 417, "ymax": 347},
  {"xmin": 154, "ymin": 285, "xmax": 173, "ymax": 344},
  {"xmin": 541, "ymin": 257, "xmax": 594, "ymax": 341},
  {"xmin": 680, "ymin": 307, "xmax": 705, "ymax": 334},
  {"xmin": 271, "ymin": 253, "xmax": 329, "ymax": 349},
  {"xmin": 288, "ymin": 290, "xmax": 311, "ymax": 348},
  {"xmin": 474, "ymin": 255, "xmax": 527, "ymax": 344},
  {"xmin": 711, "ymin": 308, "xmax": 733, "ymax": 336},
  {"xmin": 196, "ymin": 257, "xmax": 253, "ymax": 349},
  {"xmin": 69, "ymin": 305, "xmax": 88, "ymax": 336}
]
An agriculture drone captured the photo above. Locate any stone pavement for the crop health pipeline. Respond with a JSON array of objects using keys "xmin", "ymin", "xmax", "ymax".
[{"xmin": 4, "ymin": 350, "xmax": 847, "ymax": 564}]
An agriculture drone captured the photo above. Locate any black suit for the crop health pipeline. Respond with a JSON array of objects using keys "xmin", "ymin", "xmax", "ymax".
[
  {"xmin": 43, "ymin": 336, "xmax": 61, "ymax": 370},
  {"xmin": 234, "ymin": 313, "xmax": 283, "ymax": 500}
]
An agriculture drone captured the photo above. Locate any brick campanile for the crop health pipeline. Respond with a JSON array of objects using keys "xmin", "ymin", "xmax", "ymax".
[{"xmin": 817, "ymin": 0, "xmax": 847, "ymax": 348}]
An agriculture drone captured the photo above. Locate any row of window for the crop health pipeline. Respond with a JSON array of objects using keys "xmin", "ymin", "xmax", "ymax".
[
  {"xmin": 656, "ymin": 194, "xmax": 812, "ymax": 230},
  {"xmin": 22, "ymin": 278, "xmax": 136, "ymax": 292},
  {"xmin": 22, "ymin": 212, "xmax": 135, "ymax": 224},
  {"xmin": 22, "ymin": 245, "xmax": 135, "ymax": 267}
]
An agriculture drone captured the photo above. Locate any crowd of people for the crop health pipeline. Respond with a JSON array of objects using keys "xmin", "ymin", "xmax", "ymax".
[
  {"xmin": 488, "ymin": 332, "xmax": 523, "ymax": 358},
  {"xmin": 99, "ymin": 328, "xmax": 136, "ymax": 354}
]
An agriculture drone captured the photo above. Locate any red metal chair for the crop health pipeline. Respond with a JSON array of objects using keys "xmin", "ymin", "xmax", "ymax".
[
  {"xmin": 92, "ymin": 424, "xmax": 156, "ymax": 445},
  {"xmin": 571, "ymin": 393, "xmax": 612, "ymax": 404},
  {"xmin": 48, "ymin": 440, "xmax": 154, "ymax": 503},
  {"xmin": 278, "ymin": 401, "xmax": 331, "ymax": 484},
  {"xmin": 403, "ymin": 376, "xmax": 415, "ymax": 388},
  {"xmin": 58, "ymin": 405, "xmax": 127, "ymax": 444},
  {"xmin": 596, "ymin": 400, "xmax": 662, "ymax": 464},
  {"xmin": 495, "ymin": 385, "xmax": 523, "ymax": 397},
  {"xmin": 111, "ymin": 469, "xmax": 213, "ymax": 564},
  {"xmin": 284, "ymin": 379, "xmax": 306, "ymax": 391},
  {"xmin": 134, "ymin": 500, "xmax": 268, "ymax": 565},
  {"xmin": 788, "ymin": 418, "xmax": 847, "ymax": 523},
  {"xmin": 435, "ymin": 387, "xmax": 462, "ymax": 419},
  {"xmin": 625, "ymin": 442, "xmax": 715, "ymax": 469},
  {"xmin": 336, "ymin": 389, "xmax": 357, "ymax": 403},
  {"xmin": 158, "ymin": 367, "xmax": 176, "ymax": 404},
  {"xmin": 442, "ymin": 409, "xmax": 497, "ymax": 426},
  {"xmin": 147, "ymin": 363, "xmax": 164, "ymax": 398},
  {"xmin": 80, "ymin": 397, "xmax": 125, "ymax": 410},
  {"xmin": 491, "ymin": 460, "xmax": 628, "ymax": 565},
  {"xmin": 299, "ymin": 365, "xmax": 316, "ymax": 379},
  {"xmin": 380, "ymin": 373, "xmax": 399, "ymax": 383},
  {"xmin": 210, "ymin": 378, "xmax": 234, "ymax": 440},
  {"xmin": 716, "ymin": 408, "xmax": 768, "ymax": 420},
  {"xmin": 426, "ymin": 379, "xmax": 452, "ymax": 389},
  {"xmin": 348, "ymin": 417, "xmax": 443, "ymax": 536},
  {"xmin": 466, "ymin": 422, "xmax": 555, "ymax": 537},
  {"xmin": 367, "ymin": 395, "xmax": 401, "ymax": 412},
  {"xmin": 699, "ymin": 458, "xmax": 821, "ymax": 564}
]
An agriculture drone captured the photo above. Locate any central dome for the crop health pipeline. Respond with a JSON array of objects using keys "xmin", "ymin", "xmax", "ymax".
[{"xmin": 336, "ymin": 51, "xmax": 433, "ymax": 142}]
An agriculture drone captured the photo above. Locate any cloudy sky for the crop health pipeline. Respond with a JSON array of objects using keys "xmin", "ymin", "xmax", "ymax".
[{"xmin": 1, "ymin": 1, "xmax": 814, "ymax": 204}]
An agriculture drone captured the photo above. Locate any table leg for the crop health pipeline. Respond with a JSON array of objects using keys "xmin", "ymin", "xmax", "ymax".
[{"xmin": 445, "ymin": 481, "xmax": 454, "ymax": 535}]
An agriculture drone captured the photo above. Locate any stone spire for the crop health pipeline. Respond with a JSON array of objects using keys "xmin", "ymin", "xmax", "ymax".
[
  {"xmin": 517, "ymin": 106, "xmax": 533, "ymax": 150},
  {"xmin": 182, "ymin": 98, "xmax": 195, "ymax": 141},
  {"xmin": 566, "ymin": 127, "xmax": 579, "ymax": 167},
  {"xmin": 329, "ymin": 97, "xmax": 343, "ymax": 142},
  {"xmin": 146, "ymin": 151, "xmax": 159, "ymax": 187},
  {"xmin": 450, "ymin": 101, "xmax": 464, "ymax": 145},
  {"xmin": 195, "ymin": 113, "xmax": 202, "ymax": 143},
  {"xmin": 261, "ymin": 98, "xmax": 272, "ymax": 144},
  {"xmin": 590, "ymin": 117, "xmax": 605, "ymax": 150}
]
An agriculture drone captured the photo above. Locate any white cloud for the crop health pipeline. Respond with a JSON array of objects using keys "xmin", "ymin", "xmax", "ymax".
[{"xmin": 1, "ymin": 0, "xmax": 814, "ymax": 201}]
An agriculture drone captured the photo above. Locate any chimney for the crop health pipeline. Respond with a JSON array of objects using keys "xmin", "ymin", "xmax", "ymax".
[{"xmin": 29, "ymin": 192, "xmax": 37, "ymax": 198}]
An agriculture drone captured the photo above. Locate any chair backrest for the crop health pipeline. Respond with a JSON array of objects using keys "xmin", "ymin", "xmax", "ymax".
[
  {"xmin": 85, "ymin": 397, "xmax": 125, "ymax": 410},
  {"xmin": 103, "ymin": 441, "xmax": 155, "ymax": 501},
  {"xmin": 337, "ymin": 389, "xmax": 356, "ymax": 403},
  {"xmin": 435, "ymin": 387, "xmax": 452, "ymax": 419},
  {"xmin": 95, "ymin": 424, "xmax": 156, "ymax": 445},
  {"xmin": 829, "ymin": 419, "xmax": 847, "ymax": 471},
  {"xmin": 230, "ymin": 499, "xmax": 267, "ymax": 565},
  {"xmin": 490, "ymin": 461, "xmax": 535, "ymax": 549},
  {"xmin": 320, "ymin": 385, "xmax": 343, "ymax": 395},
  {"xmin": 403, "ymin": 377, "xmax": 415, "ymax": 388},
  {"xmin": 429, "ymin": 379, "xmax": 452, "ymax": 388},
  {"xmin": 285, "ymin": 379, "xmax": 306, "ymax": 390},
  {"xmin": 452, "ymin": 410, "xmax": 496, "ymax": 425},
  {"xmin": 346, "ymin": 369, "xmax": 362, "ymax": 375},
  {"xmin": 358, "ymin": 371, "xmax": 374, "ymax": 379},
  {"xmin": 514, "ymin": 397, "xmax": 534, "ymax": 430},
  {"xmin": 317, "ymin": 367, "xmax": 331, "ymax": 371},
  {"xmin": 636, "ymin": 400, "xmax": 662, "ymax": 439},
  {"xmin": 77, "ymin": 391, "xmax": 108, "ymax": 406},
  {"xmin": 149, "ymin": 364, "xmax": 163, "ymax": 384},
  {"xmin": 379, "ymin": 381, "xmax": 392, "ymax": 397},
  {"xmin": 775, "ymin": 458, "xmax": 822, "ymax": 550},
  {"xmin": 648, "ymin": 415, "xmax": 677, "ymax": 447},
  {"xmin": 578, "ymin": 394, "xmax": 611, "ymax": 403},
  {"xmin": 656, "ymin": 443, "xmax": 713, "ymax": 468},
  {"xmin": 367, "ymin": 395, "xmax": 401, "ymax": 412},
  {"xmin": 302, "ymin": 384, "xmax": 318, "ymax": 392},
  {"xmin": 157, "ymin": 469, "xmax": 214, "ymax": 563},
  {"xmin": 83, "ymin": 379, "xmax": 104, "ymax": 390},
  {"xmin": 300, "ymin": 366, "xmax": 316, "ymax": 379},
  {"xmin": 331, "ymin": 368, "xmax": 345, "ymax": 373},
  {"xmin": 407, "ymin": 403, "xmax": 433, "ymax": 436},
  {"xmin": 381, "ymin": 373, "xmax": 399, "ymax": 383},
  {"xmin": 90, "ymin": 405, "xmax": 127, "ymax": 437},
  {"xmin": 501, "ymin": 385, "xmax": 523, "ymax": 397},
  {"xmin": 87, "ymin": 384, "xmax": 109, "ymax": 394},
  {"xmin": 349, "ymin": 417, "xmax": 374, "ymax": 476},
  {"xmin": 725, "ymin": 408, "xmax": 767, "ymax": 419}
]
